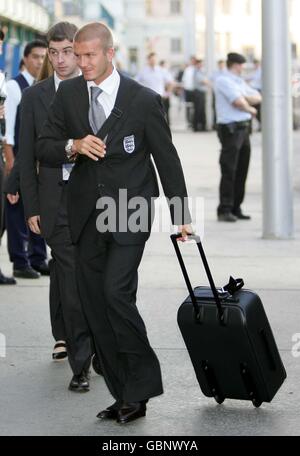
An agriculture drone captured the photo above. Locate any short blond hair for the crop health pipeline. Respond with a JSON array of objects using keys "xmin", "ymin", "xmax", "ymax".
[{"xmin": 74, "ymin": 22, "xmax": 114, "ymax": 52}]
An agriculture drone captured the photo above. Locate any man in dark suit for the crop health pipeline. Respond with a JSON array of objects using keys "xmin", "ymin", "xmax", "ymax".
[
  {"xmin": 4, "ymin": 40, "xmax": 48, "ymax": 279},
  {"xmin": 0, "ymin": 27, "xmax": 16, "ymax": 285},
  {"xmin": 37, "ymin": 22, "xmax": 192, "ymax": 423},
  {"xmin": 6, "ymin": 22, "xmax": 93, "ymax": 390}
]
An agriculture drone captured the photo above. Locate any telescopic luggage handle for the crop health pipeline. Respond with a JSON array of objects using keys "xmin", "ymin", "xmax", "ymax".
[{"xmin": 171, "ymin": 233, "xmax": 227, "ymax": 322}]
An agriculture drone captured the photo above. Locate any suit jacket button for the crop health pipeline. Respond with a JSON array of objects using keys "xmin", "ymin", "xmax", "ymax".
[
  {"xmin": 58, "ymin": 181, "xmax": 63, "ymax": 186},
  {"xmin": 98, "ymin": 183, "xmax": 105, "ymax": 188}
]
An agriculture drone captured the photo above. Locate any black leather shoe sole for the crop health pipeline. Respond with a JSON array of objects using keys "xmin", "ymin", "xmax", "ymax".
[
  {"xmin": 0, "ymin": 275, "xmax": 17, "ymax": 285},
  {"xmin": 31, "ymin": 264, "xmax": 50, "ymax": 276},
  {"xmin": 97, "ymin": 408, "xmax": 118, "ymax": 420},
  {"xmin": 13, "ymin": 268, "xmax": 41, "ymax": 279},
  {"xmin": 117, "ymin": 409, "xmax": 146, "ymax": 424},
  {"xmin": 117, "ymin": 404, "xmax": 147, "ymax": 424},
  {"xmin": 68, "ymin": 383, "xmax": 90, "ymax": 392},
  {"xmin": 217, "ymin": 213, "xmax": 237, "ymax": 222},
  {"xmin": 233, "ymin": 214, "xmax": 251, "ymax": 220}
]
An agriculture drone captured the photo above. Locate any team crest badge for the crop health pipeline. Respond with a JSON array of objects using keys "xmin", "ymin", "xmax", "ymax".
[{"xmin": 123, "ymin": 135, "xmax": 135, "ymax": 154}]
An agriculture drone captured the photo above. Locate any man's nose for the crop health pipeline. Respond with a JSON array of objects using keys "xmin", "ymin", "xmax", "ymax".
[{"xmin": 57, "ymin": 53, "xmax": 64, "ymax": 64}]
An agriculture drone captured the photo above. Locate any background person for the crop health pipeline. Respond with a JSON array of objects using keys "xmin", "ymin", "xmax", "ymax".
[
  {"xmin": 214, "ymin": 52, "xmax": 262, "ymax": 222},
  {"xmin": 3, "ymin": 40, "xmax": 48, "ymax": 279}
]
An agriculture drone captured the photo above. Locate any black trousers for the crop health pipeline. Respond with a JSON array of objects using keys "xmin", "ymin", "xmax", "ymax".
[
  {"xmin": 0, "ymin": 146, "xmax": 4, "ymax": 238},
  {"xmin": 217, "ymin": 124, "xmax": 251, "ymax": 214},
  {"xmin": 46, "ymin": 184, "xmax": 92, "ymax": 375},
  {"xmin": 162, "ymin": 97, "xmax": 170, "ymax": 125},
  {"xmin": 76, "ymin": 210, "xmax": 163, "ymax": 404},
  {"xmin": 5, "ymin": 195, "xmax": 47, "ymax": 269},
  {"xmin": 184, "ymin": 90, "xmax": 195, "ymax": 127},
  {"xmin": 48, "ymin": 257, "xmax": 65, "ymax": 342},
  {"xmin": 193, "ymin": 90, "xmax": 207, "ymax": 131}
]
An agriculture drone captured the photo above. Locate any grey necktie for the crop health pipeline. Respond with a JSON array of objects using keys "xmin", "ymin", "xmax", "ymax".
[{"xmin": 89, "ymin": 86, "xmax": 106, "ymax": 134}]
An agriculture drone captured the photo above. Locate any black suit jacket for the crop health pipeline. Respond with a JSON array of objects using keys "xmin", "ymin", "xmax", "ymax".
[
  {"xmin": 37, "ymin": 73, "xmax": 191, "ymax": 244},
  {"xmin": 14, "ymin": 76, "xmax": 65, "ymax": 239}
]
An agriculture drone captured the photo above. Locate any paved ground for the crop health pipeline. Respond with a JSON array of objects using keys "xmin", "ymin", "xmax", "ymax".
[{"xmin": 0, "ymin": 104, "xmax": 299, "ymax": 436}]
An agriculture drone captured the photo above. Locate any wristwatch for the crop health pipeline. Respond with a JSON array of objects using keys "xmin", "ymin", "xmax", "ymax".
[{"xmin": 65, "ymin": 139, "xmax": 74, "ymax": 160}]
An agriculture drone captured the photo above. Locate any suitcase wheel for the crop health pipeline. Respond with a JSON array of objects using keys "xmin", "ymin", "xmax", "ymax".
[
  {"xmin": 214, "ymin": 395, "xmax": 225, "ymax": 405},
  {"xmin": 252, "ymin": 398, "xmax": 262, "ymax": 408}
]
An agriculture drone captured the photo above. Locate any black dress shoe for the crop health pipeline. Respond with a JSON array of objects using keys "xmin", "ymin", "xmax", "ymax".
[
  {"xmin": 0, "ymin": 270, "xmax": 17, "ymax": 285},
  {"xmin": 97, "ymin": 401, "xmax": 121, "ymax": 420},
  {"xmin": 217, "ymin": 212, "xmax": 237, "ymax": 222},
  {"xmin": 68, "ymin": 369, "xmax": 90, "ymax": 392},
  {"xmin": 233, "ymin": 210, "xmax": 251, "ymax": 220},
  {"xmin": 13, "ymin": 266, "xmax": 41, "ymax": 279},
  {"xmin": 117, "ymin": 401, "xmax": 147, "ymax": 424},
  {"xmin": 31, "ymin": 261, "xmax": 50, "ymax": 276}
]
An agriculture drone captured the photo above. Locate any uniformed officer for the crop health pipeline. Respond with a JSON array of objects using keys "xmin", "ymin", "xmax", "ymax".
[{"xmin": 214, "ymin": 52, "xmax": 262, "ymax": 222}]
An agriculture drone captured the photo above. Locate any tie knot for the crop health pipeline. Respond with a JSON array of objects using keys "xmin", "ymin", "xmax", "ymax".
[{"xmin": 91, "ymin": 86, "xmax": 102, "ymax": 102}]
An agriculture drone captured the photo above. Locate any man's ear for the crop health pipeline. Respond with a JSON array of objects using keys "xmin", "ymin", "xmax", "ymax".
[{"xmin": 106, "ymin": 47, "xmax": 115, "ymax": 63}]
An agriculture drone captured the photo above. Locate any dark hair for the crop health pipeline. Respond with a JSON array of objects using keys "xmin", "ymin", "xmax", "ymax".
[
  {"xmin": 74, "ymin": 22, "xmax": 113, "ymax": 52},
  {"xmin": 46, "ymin": 21, "xmax": 78, "ymax": 45},
  {"xmin": 23, "ymin": 39, "xmax": 47, "ymax": 57},
  {"xmin": 0, "ymin": 29, "xmax": 5, "ymax": 41},
  {"xmin": 37, "ymin": 53, "xmax": 53, "ymax": 81},
  {"xmin": 147, "ymin": 52, "xmax": 156, "ymax": 60},
  {"xmin": 19, "ymin": 58, "xmax": 25, "ymax": 70},
  {"xmin": 227, "ymin": 52, "xmax": 246, "ymax": 68}
]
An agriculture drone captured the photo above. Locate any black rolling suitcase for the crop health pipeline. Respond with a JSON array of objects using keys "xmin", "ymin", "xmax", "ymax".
[{"xmin": 171, "ymin": 234, "xmax": 286, "ymax": 407}]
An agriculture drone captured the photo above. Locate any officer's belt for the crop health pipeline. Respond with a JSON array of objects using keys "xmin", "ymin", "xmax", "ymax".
[{"xmin": 218, "ymin": 120, "xmax": 251, "ymax": 129}]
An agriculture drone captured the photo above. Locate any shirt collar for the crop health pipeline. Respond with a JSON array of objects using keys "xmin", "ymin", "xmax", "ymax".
[
  {"xmin": 227, "ymin": 69, "xmax": 243, "ymax": 82},
  {"xmin": 21, "ymin": 69, "xmax": 35, "ymax": 86},
  {"xmin": 87, "ymin": 66, "xmax": 120, "ymax": 95},
  {"xmin": 54, "ymin": 72, "xmax": 62, "ymax": 91},
  {"xmin": 54, "ymin": 70, "xmax": 81, "ymax": 91}
]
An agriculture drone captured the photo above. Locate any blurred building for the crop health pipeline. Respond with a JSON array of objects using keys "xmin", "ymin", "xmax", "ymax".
[
  {"xmin": 124, "ymin": 0, "xmax": 196, "ymax": 75},
  {"xmin": 0, "ymin": 0, "xmax": 50, "ymax": 77},
  {"xmin": 48, "ymin": 0, "xmax": 127, "ymax": 67},
  {"xmin": 123, "ymin": 0, "xmax": 300, "ymax": 74}
]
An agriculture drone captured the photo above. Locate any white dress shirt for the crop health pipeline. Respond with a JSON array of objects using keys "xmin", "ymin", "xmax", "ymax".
[
  {"xmin": 215, "ymin": 70, "xmax": 260, "ymax": 124},
  {"xmin": 182, "ymin": 65, "xmax": 196, "ymax": 91},
  {"xmin": 87, "ymin": 66, "xmax": 120, "ymax": 118},
  {"xmin": 4, "ymin": 69, "xmax": 34, "ymax": 146},
  {"xmin": 136, "ymin": 65, "xmax": 171, "ymax": 97}
]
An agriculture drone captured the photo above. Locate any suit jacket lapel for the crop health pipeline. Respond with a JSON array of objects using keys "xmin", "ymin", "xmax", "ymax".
[
  {"xmin": 39, "ymin": 76, "xmax": 55, "ymax": 111},
  {"xmin": 105, "ymin": 74, "xmax": 140, "ymax": 146},
  {"xmin": 73, "ymin": 75, "xmax": 93, "ymax": 133}
]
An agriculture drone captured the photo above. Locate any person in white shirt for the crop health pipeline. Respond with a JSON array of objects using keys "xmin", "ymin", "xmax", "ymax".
[
  {"xmin": 182, "ymin": 56, "xmax": 197, "ymax": 128},
  {"xmin": 136, "ymin": 53, "xmax": 173, "ymax": 123},
  {"xmin": 215, "ymin": 52, "xmax": 261, "ymax": 222},
  {"xmin": 193, "ymin": 59, "xmax": 211, "ymax": 131},
  {"xmin": 159, "ymin": 60, "xmax": 174, "ymax": 124}
]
